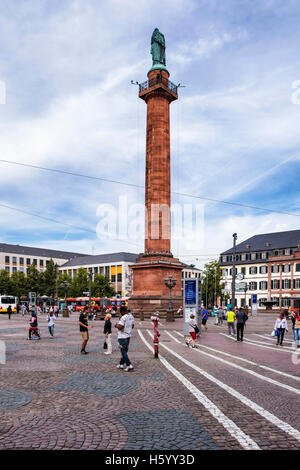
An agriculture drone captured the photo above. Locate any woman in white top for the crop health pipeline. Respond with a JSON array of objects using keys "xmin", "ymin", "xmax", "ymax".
[
  {"xmin": 274, "ymin": 312, "xmax": 288, "ymax": 346},
  {"xmin": 47, "ymin": 311, "xmax": 56, "ymax": 338}
]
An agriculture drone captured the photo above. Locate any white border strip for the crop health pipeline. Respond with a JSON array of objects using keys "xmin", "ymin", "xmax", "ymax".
[
  {"xmin": 146, "ymin": 330, "xmax": 300, "ymax": 443},
  {"xmin": 220, "ymin": 333, "xmax": 294, "ymax": 353},
  {"xmin": 173, "ymin": 331, "xmax": 299, "ymax": 383},
  {"xmin": 165, "ymin": 331, "xmax": 300, "ymax": 395},
  {"xmin": 137, "ymin": 329, "xmax": 260, "ymax": 450}
]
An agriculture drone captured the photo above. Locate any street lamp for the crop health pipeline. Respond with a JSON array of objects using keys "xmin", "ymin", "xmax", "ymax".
[
  {"xmin": 60, "ymin": 281, "xmax": 71, "ymax": 317},
  {"xmin": 55, "ymin": 263, "xmax": 58, "ymax": 303},
  {"xmin": 232, "ymin": 233, "xmax": 237, "ymax": 311},
  {"xmin": 88, "ymin": 269, "xmax": 93, "ymax": 318},
  {"xmin": 164, "ymin": 275, "xmax": 177, "ymax": 322}
]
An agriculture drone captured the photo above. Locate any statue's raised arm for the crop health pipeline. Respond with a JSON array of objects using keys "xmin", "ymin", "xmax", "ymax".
[{"xmin": 150, "ymin": 28, "xmax": 166, "ymax": 68}]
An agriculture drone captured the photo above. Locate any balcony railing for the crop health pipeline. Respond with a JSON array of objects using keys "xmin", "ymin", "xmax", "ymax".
[{"xmin": 139, "ymin": 75, "xmax": 178, "ymax": 94}]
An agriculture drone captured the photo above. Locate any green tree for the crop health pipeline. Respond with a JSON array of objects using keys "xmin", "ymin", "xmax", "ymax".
[
  {"xmin": 92, "ymin": 275, "xmax": 116, "ymax": 298},
  {"xmin": 0, "ymin": 270, "xmax": 12, "ymax": 295},
  {"xmin": 57, "ymin": 272, "xmax": 72, "ymax": 298},
  {"xmin": 10, "ymin": 271, "xmax": 27, "ymax": 298},
  {"xmin": 26, "ymin": 264, "xmax": 41, "ymax": 294},
  {"xmin": 39, "ymin": 259, "xmax": 57, "ymax": 297},
  {"xmin": 70, "ymin": 267, "xmax": 88, "ymax": 297},
  {"xmin": 201, "ymin": 260, "xmax": 223, "ymax": 308}
]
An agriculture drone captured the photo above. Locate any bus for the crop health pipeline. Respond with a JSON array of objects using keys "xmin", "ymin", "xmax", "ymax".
[
  {"xmin": 63, "ymin": 297, "xmax": 129, "ymax": 315},
  {"xmin": 0, "ymin": 295, "xmax": 18, "ymax": 313}
]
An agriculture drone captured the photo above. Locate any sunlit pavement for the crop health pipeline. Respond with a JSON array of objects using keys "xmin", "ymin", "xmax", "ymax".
[{"xmin": 0, "ymin": 312, "xmax": 299, "ymax": 450}]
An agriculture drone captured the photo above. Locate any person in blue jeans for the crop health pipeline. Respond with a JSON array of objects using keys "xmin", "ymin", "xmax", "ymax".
[{"xmin": 115, "ymin": 306, "xmax": 134, "ymax": 371}]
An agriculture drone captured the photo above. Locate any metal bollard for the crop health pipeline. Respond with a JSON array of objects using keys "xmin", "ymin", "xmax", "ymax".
[{"xmin": 151, "ymin": 311, "xmax": 160, "ymax": 358}]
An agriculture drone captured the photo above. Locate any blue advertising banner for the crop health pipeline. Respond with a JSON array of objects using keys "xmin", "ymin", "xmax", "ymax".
[
  {"xmin": 185, "ymin": 280, "xmax": 197, "ymax": 305},
  {"xmin": 252, "ymin": 294, "xmax": 257, "ymax": 304}
]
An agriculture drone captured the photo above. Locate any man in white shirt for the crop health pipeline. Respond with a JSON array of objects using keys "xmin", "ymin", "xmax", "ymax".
[{"xmin": 115, "ymin": 306, "xmax": 134, "ymax": 371}]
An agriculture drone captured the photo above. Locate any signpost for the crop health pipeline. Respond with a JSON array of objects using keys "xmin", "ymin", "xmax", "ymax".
[
  {"xmin": 251, "ymin": 293, "xmax": 258, "ymax": 316},
  {"xmin": 29, "ymin": 292, "xmax": 36, "ymax": 312}
]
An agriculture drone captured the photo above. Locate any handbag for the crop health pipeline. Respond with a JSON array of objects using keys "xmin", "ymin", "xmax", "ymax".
[
  {"xmin": 103, "ymin": 341, "xmax": 108, "ymax": 349},
  {"xmin": 194, "ymin": 325, "xmax": 200, "ymax": 334}
]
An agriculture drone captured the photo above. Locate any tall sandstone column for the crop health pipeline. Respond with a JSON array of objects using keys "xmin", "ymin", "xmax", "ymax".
[{"xmin": 128, "ymin": 31, "xmax": 183, "ymax": 319}]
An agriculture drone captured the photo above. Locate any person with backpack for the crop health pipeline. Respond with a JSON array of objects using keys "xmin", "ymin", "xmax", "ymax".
[
  {"xmin": 7, "ymin": 305, "xmax": 12, "ymax": 320},
  {"xmin": 186, "ymin": 313, "xmax": 199, "ymax": 348},
  {"xmin": 28, "ymin": 311, "xmax": 40, "ymax": 340},
  {"xmin": 235, "ymin": 309, "xmax": 248, "ymax": 342}
]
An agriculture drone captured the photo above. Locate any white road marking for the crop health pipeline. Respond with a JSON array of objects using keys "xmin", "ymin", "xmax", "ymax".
[
  {"xmin": 137, "ymin": 329, "xmax": 260, "ymax": 450},
  {"xmin": 146, "ymin": 330, "xmax": 300, "ymax": 443},
  {"xmin": 165, "ymin": 331, "xmax": 181, "ymax": 343},
  {"xmin": 172, "ymin": 331, "xmax": 300, "ymax": 383},
  {"xmin": 252, "ymin": 334, "xmax": 293, "ymax": 345},
  {"xmin": 164, "ymin": 331, "xmax": 300, "ymax": 394},
  {"xmin": 220, "ymin": 333, "xmax": 294, "ymax": 353}
]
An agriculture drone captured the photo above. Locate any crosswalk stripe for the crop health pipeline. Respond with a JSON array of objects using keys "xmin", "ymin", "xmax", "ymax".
[{"xmin": 137, "ymin": 329, "xmax": 260, "ymax": 450}]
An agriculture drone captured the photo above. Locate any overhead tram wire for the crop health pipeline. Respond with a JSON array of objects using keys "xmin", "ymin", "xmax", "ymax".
[
  {"xmin": 1, "ymin": 159, "xmax": 300, "ymax": 218},
  {"xmin": 0, "ymin": 202, "xmax": 142, "ymax": 249}
]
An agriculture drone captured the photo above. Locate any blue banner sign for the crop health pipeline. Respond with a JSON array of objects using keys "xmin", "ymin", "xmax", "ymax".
[
  {"xmin": 252, "ymin": 294, "xmax": 257, "ymax": 304},
  {"xmin": 185, "ymin": 280, "xmax": 197, "ymax": 305}
]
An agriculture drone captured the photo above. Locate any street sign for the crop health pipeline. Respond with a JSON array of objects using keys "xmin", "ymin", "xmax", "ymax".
[
  {"xmin": 236, "ymin": 282, "xmax": 247, "ymax": 292},
  {"xmin": 251, "ymin": 294, "xmax": 258, "ymax": 316}
]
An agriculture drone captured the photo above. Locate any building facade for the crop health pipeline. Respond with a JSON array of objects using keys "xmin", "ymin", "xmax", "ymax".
[
  {"xmin": 59, "ymin": 253, "xmax": 200, "ymax": 299},
  {"xmin": 220, "ymin": 230, "xmax": 300, "ymax": 310},
  {"xmin": 59, "ymin": 253, "xmax": 138, "ymax": 297},
  {"xmin": 0, "ymin": 243, "xmax": 86, "ymax": 275}
]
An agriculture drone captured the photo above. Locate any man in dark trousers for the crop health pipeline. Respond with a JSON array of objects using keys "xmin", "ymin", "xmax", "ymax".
[
  {"xmin": 236, "ymin": 309, "xmax": 248, "ymax": 342},
  {"xmin": 7, "ymin": 305, "xmax": 12, "ymax": 320}
]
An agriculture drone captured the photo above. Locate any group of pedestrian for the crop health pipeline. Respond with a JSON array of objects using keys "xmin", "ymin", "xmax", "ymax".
[
  {"xmin": 78, "ymin": 305, "xmax": 135, "ymax": 371},
  {"xmin": 224, "ymin": 308, "xmax": 248, "ymax": 341},
  {"xmin": 273, "ymin": 310, "xmax": 300, "ymax": 348}
]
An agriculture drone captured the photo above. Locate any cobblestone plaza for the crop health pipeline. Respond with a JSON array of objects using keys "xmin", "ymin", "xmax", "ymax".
[{"xmin": 0, "ymin": 313, "xmax": 299, "ymax": 451}]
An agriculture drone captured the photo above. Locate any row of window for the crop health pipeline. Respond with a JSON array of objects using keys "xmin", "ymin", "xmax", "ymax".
[
  {"xmin": 231, "ymin": 297, "xmax": 293, "ymax": 308},
  {"xmin": 223, "ymin": 264, "xmax": 300, "ymax": 277},
  {"xmin": 4, "ymin": 256, "xmax": 50, "ymax": 267},
  {"xmin": 236, "ymin": 279, "xmax": 300, "ymax": 290},
  {"xmin": 182, "ymin": 271, "xmax": 201, "ymax": 279},
  {"xmin": 221, "ymin": 248, "xmax": 295, "ymax": 264},
  {"xmin": 4, "ymin": 266, "xmax": 45, "ymax": 274}
]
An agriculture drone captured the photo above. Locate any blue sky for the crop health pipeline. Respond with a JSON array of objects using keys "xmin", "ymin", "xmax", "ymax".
[{"xmin": 0, "ymin": 0, "xmax": 299, "ymax": 267}]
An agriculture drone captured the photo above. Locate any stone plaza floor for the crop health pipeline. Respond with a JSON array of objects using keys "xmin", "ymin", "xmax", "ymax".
[{"xmin": 0, "ymin": 312, "xmax": 299, "ymax": 451}]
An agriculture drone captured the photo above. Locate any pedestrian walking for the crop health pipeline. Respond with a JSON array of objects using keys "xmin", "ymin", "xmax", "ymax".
[
  {"xmin": 78, "ymin": 306, "xmax": 93, "ymax": 354},
  {"xmin": 274, "ymin": 312, "xmax": 288, "ymax": 347},
  {"xmin": 218, "ymin": 306, "xmax": 224, "ymax": 325},
  {"xmin": 226, "ymin": 308, "xmax": 236, "ymax": 336},
  {"xmin": 28, "ymin": 312, "xmax": 40, "ymax": 340},
  {"xmin": 115, "ymin": 306, "xmax": 134, "ymax": 371},
  {"xmin": 21, "ymin": 304, "xmax": 26, "ymax": 316},
  {"xmin": 7, "ymin": 305, "xmax": 12, "ymax": 320},
  {"xmin": 47, "ymin": 310, "xmax": 56, "ymax": 338},
  {"xmin": 235, "ymin": 309, "xmax": 248, "ymax": 342},
  {"xmin": 103, "ymin": 313, "xmax": 112, "ymax": 354},
  {"xmin": 201, "ymin": 307, "xmax": 208, "ymax": 331},
  {"xmin": 186, "ymin": 313, "xmax": 199, "ymax": 348},
  {"xmin": 292, "ymin": 311, "xmax": 300, "ymax": 348}
]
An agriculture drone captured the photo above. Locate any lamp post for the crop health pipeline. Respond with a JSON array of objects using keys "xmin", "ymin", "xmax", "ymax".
[
  {"xmin": 164, "ymin": 275, "xmax": 177, "ymax": 322},
  {"xmin": 232, "ymin": 233, "xmax": 237, "ymax": 311},
  {"xmin": 55, "ymin": 263, "xmax": 58, "ymax": 304},
  {"xmin": 88, "ymin": 269, "xmax": 93, "ymax": 319},
  {"xmin": 60, "ymin": 281, "xmax": 70, "ymax": 317}
]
